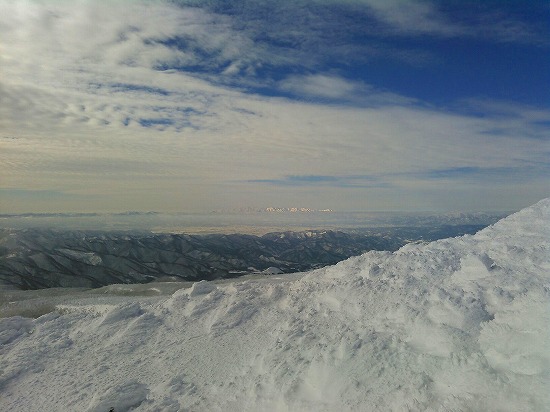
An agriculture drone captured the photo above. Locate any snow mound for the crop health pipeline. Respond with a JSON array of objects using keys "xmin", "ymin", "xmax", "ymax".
[
  {"xmin": 1, "ymin": 199, "xmax": 549, "ymax": 411},
  {"xmin": 188, "ymin": 280, "xmax": 217, "ymax": 297},
  {"xmin": 87, "ymin": 380, "xmax": 149, "ymax": 412}
]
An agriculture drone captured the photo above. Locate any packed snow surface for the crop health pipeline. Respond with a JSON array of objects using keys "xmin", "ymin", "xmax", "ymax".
[{"xmin": 1, "ymin": 199, "xmax": 549, "ymax": 411}]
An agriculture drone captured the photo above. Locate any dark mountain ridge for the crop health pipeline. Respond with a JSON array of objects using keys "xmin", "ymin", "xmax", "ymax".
[{"xmin": 0, "ymin": 225, "xmax": 487, "ymax": 290}]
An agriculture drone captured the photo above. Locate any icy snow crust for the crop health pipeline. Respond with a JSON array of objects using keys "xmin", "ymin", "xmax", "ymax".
[{"xmin": 1, "ymin": 199, "xmax": 549, "ymax": 411}]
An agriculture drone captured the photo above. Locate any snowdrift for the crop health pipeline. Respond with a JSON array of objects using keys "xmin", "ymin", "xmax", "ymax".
[{"xmin": 1, "ymin": 199, "xmax": 549, "ymax": 411}]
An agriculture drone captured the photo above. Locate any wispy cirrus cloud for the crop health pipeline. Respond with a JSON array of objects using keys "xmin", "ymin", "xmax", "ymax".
[
  {"xmin": 343, "ymin": 0, "xmax": 548, "ymax": 45},
  {"xmin": 278, "ymin": 74, "xmax": 416, "ymax": 106},
  {"xmin": 410, "ymin": 164, "xmax": 550, "ymax": 183}
]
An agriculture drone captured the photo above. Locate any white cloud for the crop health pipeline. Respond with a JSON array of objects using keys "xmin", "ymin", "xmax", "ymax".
[
  {"xmin": 0, "ymin": 0, "xmax": 547, "ymax": 212},
  {"xmin": 2, "ymin": 89, "xmax": 548, "ymax": 211},
  {"xmin": 280, "ymin": 74, "xmax": 364, "ymax": 99},
  {"xmin": 356, "ymin": 0, "xmax": 459, "ymax": 35},
  {"xmin": 278, "ymin": 74, "xmax": 416, "ymax": 106},
  {"xmin": 309, "ymin": 0, "xmax": 549, "ymax": 44}
]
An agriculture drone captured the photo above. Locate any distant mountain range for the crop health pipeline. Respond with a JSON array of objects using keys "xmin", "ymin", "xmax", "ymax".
[{"xmin": 0, "ymin": 224, "xmax": 490, "ymax": 290}]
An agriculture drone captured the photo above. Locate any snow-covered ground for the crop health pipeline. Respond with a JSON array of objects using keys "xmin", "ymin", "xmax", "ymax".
[{"xmin": 1, "ymin": 199, "xmax": 549, "ymax": 411}]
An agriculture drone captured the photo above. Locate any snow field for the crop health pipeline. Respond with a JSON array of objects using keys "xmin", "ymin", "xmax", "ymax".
[{"xmin": 0, "ymin": 199, "xmax": 549, "ymax": 411}]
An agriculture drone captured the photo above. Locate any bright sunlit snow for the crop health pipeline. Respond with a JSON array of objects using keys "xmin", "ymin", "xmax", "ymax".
[{"xmin": 1, "ymin": 199, "xmax": 549, "ymax": 411}]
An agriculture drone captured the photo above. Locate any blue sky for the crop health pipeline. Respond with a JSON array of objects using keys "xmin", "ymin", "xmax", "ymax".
[{"xmin": 0, "ymin": 0, "xmax": 548, "ymax": 212}]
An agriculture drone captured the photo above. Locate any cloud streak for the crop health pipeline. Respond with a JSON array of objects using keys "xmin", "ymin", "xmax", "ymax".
[{"xmin": 248, "ymin": 174, "xmax": 391, "ymax": 188}]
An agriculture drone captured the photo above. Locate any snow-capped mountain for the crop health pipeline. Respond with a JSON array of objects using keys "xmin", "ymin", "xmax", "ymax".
[
  {"xmin": 1, "ymin": 199, "xmax": 548, "ymax": 411},
  {"xmin": 0, "ymin": 225, "xmax": 485, "ymax": 289}
]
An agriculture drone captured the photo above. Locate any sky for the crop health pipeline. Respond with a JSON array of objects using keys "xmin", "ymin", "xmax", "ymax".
[{"xmin": 0, "ymin": 0, "xmax": 549, "ymax": 213}]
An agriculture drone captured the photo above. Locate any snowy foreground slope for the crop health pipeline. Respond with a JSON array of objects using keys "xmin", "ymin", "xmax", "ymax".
[{"xmin": 1, "ymin": 200, "xmax": 549, "ymax": 411}]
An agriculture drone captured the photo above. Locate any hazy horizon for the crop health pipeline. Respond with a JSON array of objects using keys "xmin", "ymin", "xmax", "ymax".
[{"xmin": 0, "ymin": 208, "xmax": 510, "ymax": 236}]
